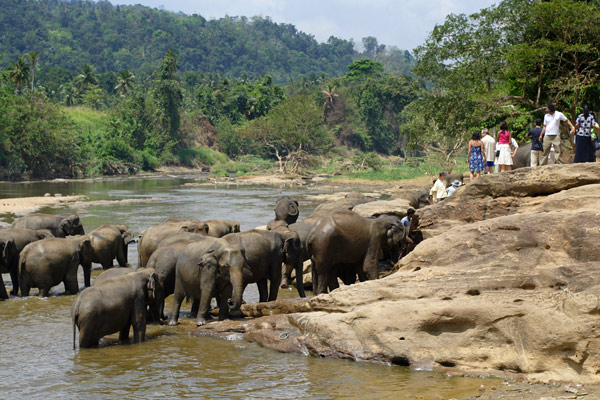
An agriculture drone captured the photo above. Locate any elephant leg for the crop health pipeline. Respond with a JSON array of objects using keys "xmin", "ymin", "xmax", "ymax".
[
  {"xmin": 327, "ymin": 268, "xmax": 339, "ymax": 293},
  {"xmin": 82, "ymin": 262, "xmax": 92, "ymax": 287},
  {"xmin": 168, "ymin": 282, "xmax": 185, "ymax": 326},
  {"xmin": 119, "ymin": 323, "xmax": 130, "ymax": 343},
  {"xmin": 217, "ymin": 285, "xmax": 231, "ymax": 320},
  {"xmin": 79, "ymin": 327, "xmax": 98, "ymax": 348},
  {"xmin": 132, "ymin": 302, "xmax": 146, "ymax": 343},
  {"xmin": 294, "ymin": 260, "xmax": 306, "ymax": 298},
  {"xmin": 190, "ymin": 299, "xmax": 200, "ymax": 318},
  {"xmin": 9, "ymin": 262, "xmax": 18, "ymax": 296},
  {"xmin": 19, "ymin": 278, "xmax": 31, "ymax": 297},
  {"xmin": 116, "ymin": 241, "xmax": 128, "ymax": 268},
  {"xmin": 0, "ymin": 274, "xmax": 8, "ymax": 299},
  {"xmin": 39, "ymin": 287, "xmax": 50, "ymax": 297},
  {"xmin": 257, "ymin": 280, "xmax": 269, "ymax": 302},
  {"xmin": 101, "ymin": 261, "xmax": 113, "ymax": 270},
  {"xmin": 65, "ymin": 265, "xmax": 79, "ymax": 294},
  {"xmin": 312, "ymin": 256, "xmax": 329, "ymax": 295}
]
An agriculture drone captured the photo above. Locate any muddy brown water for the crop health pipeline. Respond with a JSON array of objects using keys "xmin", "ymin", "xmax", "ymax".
[{"xmin": 0, "ymin": 175, "xmax": 500, "ymax": 399}]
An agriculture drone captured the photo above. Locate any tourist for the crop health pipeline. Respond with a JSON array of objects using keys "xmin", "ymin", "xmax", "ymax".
[
  {"xmin": 467, "ymin": 130, "xmax": 486, "ymax": 180},
  {"xmin": 398, "ymin": 208, "xmax": 417, "ymax": 260},
  {"xmin": 481, "ymin": 128, "xmax": 496, "ymax": 174},
  {"xmin": 573, "ymin": 104, "xmax": 598, "ymax": 163},
  {"xmin": 430, "ymin": 172, "xmax": 448, "ymax": 203},
  {"xmin": 527, "ymin": 118, "xmax": 544, "ymax": 167},
  {"xmin": 540, "ymin": 103, "xmax": 575, "ymax": 165},
  {"xmin": 446, "ymin": 180, "xmax": 462, "ymax": 196},
  {"xmin": 496, "ymin": 121, "xmax": 517, "ymax": 172}
]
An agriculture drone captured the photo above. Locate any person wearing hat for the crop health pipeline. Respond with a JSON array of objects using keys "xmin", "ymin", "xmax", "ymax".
[{"xmin": 447, "ymin": 179, "xmax": 463, "ymax": 196}]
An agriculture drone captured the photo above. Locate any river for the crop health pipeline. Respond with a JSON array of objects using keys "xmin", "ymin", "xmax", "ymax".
[{"xmin": 0, "ymin": 175, "xmax": 500, "ymax": 399}]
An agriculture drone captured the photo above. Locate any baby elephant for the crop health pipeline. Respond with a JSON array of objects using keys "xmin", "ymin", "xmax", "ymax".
[
  {"xmin": 19, "ymin": 236, "xmax": 93, "ymax": 297},
  {"xmin": 72, "ymin": 268, "xmax": 161, "ymax": 348}
]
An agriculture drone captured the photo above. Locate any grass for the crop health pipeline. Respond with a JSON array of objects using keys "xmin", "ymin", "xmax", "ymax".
[{"xmin": 62, "ymin": 106, "xmax": 110, "ymax": 135}]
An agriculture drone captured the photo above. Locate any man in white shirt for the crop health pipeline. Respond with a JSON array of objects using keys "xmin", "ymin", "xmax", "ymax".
[
  {"xmin": 540, "ymin": 103, "xmax": 575, "ymax": 165},
  {"xmin": 430, "ymin": 172, "xmax": 448, "ymax": 203},
  {"xmin": 480, "ymin": 128, "xmax": 496, "ymax": 174}
]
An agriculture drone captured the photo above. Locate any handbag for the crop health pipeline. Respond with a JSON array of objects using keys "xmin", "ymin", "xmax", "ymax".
[{"xmin": 495, "ymin": 149, "xmax": 500, "ymax": 158}]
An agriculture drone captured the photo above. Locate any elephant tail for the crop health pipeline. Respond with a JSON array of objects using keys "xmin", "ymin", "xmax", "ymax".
[{"xmin": 72, "ymin": 300, "xmax": 79, "ymax": 350}]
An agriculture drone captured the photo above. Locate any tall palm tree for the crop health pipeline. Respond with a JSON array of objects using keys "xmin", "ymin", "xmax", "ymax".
[
  {"xmin": 26, "ymin": 51, "xmax": 40, "ymax": 91},
  {"xmin": 60, "ymin": 83, "xmax": 79, "ymax": 106},
  {"xmin": 8, "ymin": 56, "xmax": 30, "ymax": 94},
  {"xmin": 75, "ymin": 63, "xmax": 98, "ymax": 91},
  {"xmin": 114, "ymin": 69, "xmax": 135, "ymax": 96},
  {"xmin": 322, "ymin": 84, "xmax": 338, "ymax": 118}
]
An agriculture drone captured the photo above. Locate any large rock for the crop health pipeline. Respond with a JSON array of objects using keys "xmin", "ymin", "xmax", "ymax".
[
  {"xmin": 192, "ymin": 164, "xmax": 600, "ymax": 384},
  {"xmin": 310, "ymin": 192, "xmax": 375, "ymax": 217},
  {"xmin": 352, "ymin": 198, "xmax": 412, "ymax": 218}
]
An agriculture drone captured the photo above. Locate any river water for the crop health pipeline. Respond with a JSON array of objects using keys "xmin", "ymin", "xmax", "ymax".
[{"xmin": 0, "ymin": 175, "xmax": 499, "ymax": 399}]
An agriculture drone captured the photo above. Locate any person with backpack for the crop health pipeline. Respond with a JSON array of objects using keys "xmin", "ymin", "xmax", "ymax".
[{"xmin": 527, "ymin": 118, "xmax": 544, "ymax": 167}]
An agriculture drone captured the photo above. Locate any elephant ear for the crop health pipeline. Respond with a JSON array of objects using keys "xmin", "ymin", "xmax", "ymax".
[
  {"xmin": 59, "ymin": 219, "xmax": 72, "ymax": 235},
  {"xmin": 146, "ymin": 272, "xmax": 158, "ymax": 303},
  {"xmin": 199, "ymin": 250, "xmax": 219, "ymax": 274}
]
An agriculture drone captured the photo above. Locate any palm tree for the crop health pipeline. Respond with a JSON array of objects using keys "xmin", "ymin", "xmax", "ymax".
[
  {"xmin": 60, "ymin": 83, "xmax": 79, "ymax": 106},
  {"xmin": 75, "ymin": 63, "xmax": 98, "ymax": 91},
  {"xmin": 26, "ymin": 51, "xmax": 40, "ymax": 91},
  {"xmin": 114, "ymin": 69, "xmax": 135, "ymax": 96},
  {"xmin": 8, "ymin": 56, "xmax": 30, "ymax": 94}
]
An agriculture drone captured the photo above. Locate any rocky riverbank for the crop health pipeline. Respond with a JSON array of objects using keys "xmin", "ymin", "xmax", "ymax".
[{"xmin": 190, "ymin": 163, "xmax": 600, "ymax": 391}]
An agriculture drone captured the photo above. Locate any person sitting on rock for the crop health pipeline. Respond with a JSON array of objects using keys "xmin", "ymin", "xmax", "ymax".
[{"xmin": 430, "ymin": 172, "xmax": 448, "ymax": 204}]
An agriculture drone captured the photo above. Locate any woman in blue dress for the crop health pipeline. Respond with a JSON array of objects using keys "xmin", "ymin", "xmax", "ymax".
[{"xmin": 468, "ymin": 130, "xmax": 486, "ymax": 180}]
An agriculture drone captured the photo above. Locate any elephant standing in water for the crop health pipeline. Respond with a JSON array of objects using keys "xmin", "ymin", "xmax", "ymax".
[
  {"xmin": 223, "ymin": 230, "xmax": 302, "ymax": 302},
  {"xmin": 307, "ymin": 211, "xmax": 405, "ymax": 295},
  {"xmin": 12, "ymin": 214, "xmax": 84, "ymax": 238},
  {"xmin": 72, "ymin": 268, "xmax": 162, "ymax": 348},
  {"xmin": 0, "ymin": 228, "xmax": 53, "ymax": 298},
  {"xmin": 19, "ymin": 236, "xmax": 94, "ymax": 297},
  {"xmin": 89, "ymin": 225, "xmax": 135, "ymax": 270},
  {"xmin": 145, "ymin": 232, "xmax": 206, "ymax": 320},
  {"xmin": 168, "ymin": 236, "xmax": 248, "ymax": 326},
  {"xmin": 137, "ymin": 219, "xmax": 208, "ymax": 267}
]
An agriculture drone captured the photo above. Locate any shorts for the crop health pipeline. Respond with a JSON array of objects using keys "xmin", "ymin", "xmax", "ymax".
[{"xmin": 485, "ymin": 161, "xmax": 494, "ymax": 167}]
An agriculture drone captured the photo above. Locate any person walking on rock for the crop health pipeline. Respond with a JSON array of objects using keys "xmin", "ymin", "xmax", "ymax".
[
  {"xmin": 573, "ymin": 104, "xmax": 599, "ymax": 163},
  {"xmin": 496, "ymin": 121, "xmax": 517, "ymax": 172},
  {"xmin": 430, "ymin": 172, "xmax": 448, "ymax": 204},
  {"xmin": 527, "ymin": 118, "xmax": 544, "ymax": 167},
  {"xmin": 540, "ymin": 103, "xmax": 575, "ymax": 165},
  {"xmin": 481, "ymin": 128, "xmax": 496, "ymax": 174},
  {"xmin": 467, "ymin": 130, "xmax": 486, "ymax": 180}
]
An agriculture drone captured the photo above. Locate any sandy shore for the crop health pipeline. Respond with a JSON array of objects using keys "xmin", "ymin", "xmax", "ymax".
[{"xmin": 0, "ymin": 195, "xmax": 87, "ymax": 217}]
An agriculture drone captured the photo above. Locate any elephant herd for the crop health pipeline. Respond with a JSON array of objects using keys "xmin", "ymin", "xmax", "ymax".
[{"xmin": 0, "ymin": 197, "xmax": 408, "ymax": 349}]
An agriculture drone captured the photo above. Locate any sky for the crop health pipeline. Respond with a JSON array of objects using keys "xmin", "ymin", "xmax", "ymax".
[{"xmin": 107, "ymin": 0, "xmax": 497, "ymax": 51}]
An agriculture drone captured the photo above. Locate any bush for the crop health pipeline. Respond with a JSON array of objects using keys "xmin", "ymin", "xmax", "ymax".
[
  {"xmin": 178, "ymin": 147, "xmax": 230, "ymax": 166},
  {"xmin": 137, "ymin": 149, "xmax": 159, "ymax": 171}
]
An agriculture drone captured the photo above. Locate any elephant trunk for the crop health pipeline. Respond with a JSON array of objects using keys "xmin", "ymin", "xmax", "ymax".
[{"xmin": 228, "ymin": 268, "xmax": 245, "ymax": 318}]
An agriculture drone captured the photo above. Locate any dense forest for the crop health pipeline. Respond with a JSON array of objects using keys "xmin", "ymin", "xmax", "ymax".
[{"xmin": 1, "ymin": 0, "xmax": 599, "ymax": 180}]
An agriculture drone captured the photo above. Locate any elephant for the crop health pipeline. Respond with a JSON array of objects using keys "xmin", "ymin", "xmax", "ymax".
[
  {"xmin": 89, "ymin": 225, "xmax": 135, "ymax": 270},
  {"xmin": 0, "ymin": 228, "xmax": 54, "ymax": 298},
  {"xmin": 223, "ymin": 229, "xmax": 302, "ymax": 302},
  {"xmin": 144, "ymin": 232, "xmax": 207, "ymax": 319},
  {"xmin": 12, "ymin": 213, "xmax": 84, "ymax": 238},
  {"xmin": 307, "ymin": 211, "xmax": 406, "ymax": 295},
  {"xmin": 137, "ymin": 219, "xmax": 209, "ymax": 267},
  {"xmin": 274, "ymin": 197, "xmax": 299, "ymax": 224},
  {"xmin": 168, "ymin": 236, "xmax": 248, "ymax": 326},
  {"xmin": 203, "ymin": 219, "xmax": 241, "ymax": 238},
  {"xmin": 19, "ymin": 236, "xmax": 93, "ymax": 297},
  {"xmin": 268, "ymin": 215, "xmax": 321, "ymax": 296},
  {"xmin": 72, "ymin": 268, "xmax": 162, "ymax": 348}
]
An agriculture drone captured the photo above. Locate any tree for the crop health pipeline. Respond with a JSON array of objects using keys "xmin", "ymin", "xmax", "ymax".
[
  {"xmin": 75, "ymin": 63, "xmax": 99, "ymax": 91},
  {"xmin": 8, "ymin": 56, "xmax": 30, "ymax": 94},
  {"xmin": 26, "ymin": 51, "xmax": 40, "ymax": 91},
  {"xmin": 151, "ymin": 49, "xmax": 183, "ymax": 155},
  {"xmin": 240, "ymin": 94, "xmax": 331, "ymax": 172},
  {"xmin": 344, "ymin": 59, "xmax": 383, "ymax": 82},
  {"xmin": 114, "ymin": 69, "xmax": 135, "ymax": 96}
]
